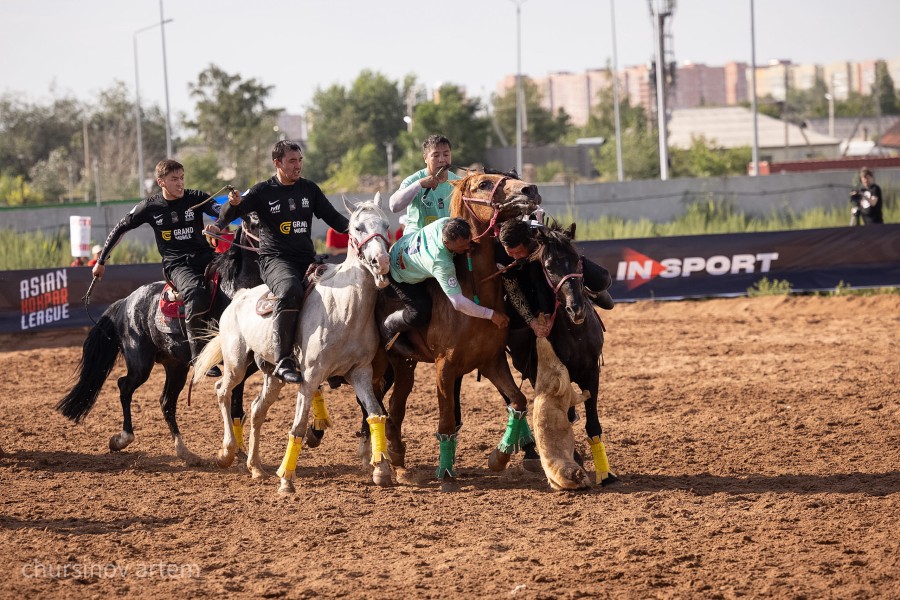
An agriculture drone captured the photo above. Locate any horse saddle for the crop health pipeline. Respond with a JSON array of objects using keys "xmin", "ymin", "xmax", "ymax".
[
  {"xmin": 255, "ymin": 262, "xmax": 329, "ymax": 316},
  {"xmin": 158, "ymin": 272, "xmax": 222, "ymax": 320}
]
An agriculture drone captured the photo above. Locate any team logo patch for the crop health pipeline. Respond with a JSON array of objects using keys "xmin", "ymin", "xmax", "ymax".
[
  {"xmin": 447, "ymin": 276, "xmax": 458, "ymax": 289},
  {"xmin": 279, "ymin": 221, "xmax": 292, "ymax": 234},
  {"xmin": 184, "ymin": 208, "xmax": 195, "ymax": 221},
  {"xmin": 161, "ymin": 230, "xmax": 172, "ymax": 241}
]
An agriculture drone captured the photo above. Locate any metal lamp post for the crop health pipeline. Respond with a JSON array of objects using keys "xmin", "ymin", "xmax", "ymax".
[
  {"xmin": 511, "ymin": 0, "xmax": 527, "ymax": 176},
  {"xmin": 825, "ymin": 93, "xmax": 835, "ymax": 138},
  {"xmin": 133, "ymin": 18, "xmax": 173, "ymax": 198}
]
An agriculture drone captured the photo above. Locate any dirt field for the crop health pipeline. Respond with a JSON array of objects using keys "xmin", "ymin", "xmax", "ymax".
[{"xmin": 1, "ymin": 294, "xmax": 898, "ymax": 599}]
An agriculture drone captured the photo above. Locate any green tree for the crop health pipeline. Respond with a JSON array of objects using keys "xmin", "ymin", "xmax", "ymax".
[
  {"xmin": 581, "ymin": 85, "xmax": 659, "ymax": 181},
  {"xmin": 493, "ymin": 77, "xmax": 571, "ymax": 146},
  {"xmin": 670, "ymin": 136, "xmax": 752, "ymax": 178},
  {"xmin": 180, "ymin": 151, "xmax": 229, "ymax": 195},
  {"xmin": 399, "ymin": 84, "xmax": 491, "ymax": 175},
  {"xmin": 874, "ymin": 61, "xmax": 898, "ymax": 115},
  {"xmin": 306, "ymin": 70, "xmax": 406, "ymax": 183},
  {"xmin": 186, "ymin": 65, "xmax": 281, "ymax": 190}
]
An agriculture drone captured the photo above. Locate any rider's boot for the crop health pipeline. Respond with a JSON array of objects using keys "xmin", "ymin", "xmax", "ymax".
[
  {"xmin": 382, "ymin": 310, "xmax": 414, "ymax": 354},
  {"xmin": 186, "ymin": 313, "xmax": 221, "ymax": 377},
  {"xmin": 272, "ymin": 309, "xmax": 302, "ymax": 383},
  {"xmin": 586, "ymin": 288, "xmax": 615, "ymax": 311}
]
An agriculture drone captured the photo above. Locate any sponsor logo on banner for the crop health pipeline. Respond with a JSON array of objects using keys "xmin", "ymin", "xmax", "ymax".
[
  {"xmin": 19, "ymin": 270, "xmax": 70, "ymax": 330},
  {"xmin": 615, "ymin": 247, "xmax": 780, "ymax": 290}
]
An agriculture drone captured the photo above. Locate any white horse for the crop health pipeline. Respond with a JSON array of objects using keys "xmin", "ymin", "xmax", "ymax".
[{"xmin": 193, "ymin": 195, "xmax": 392, "ymax": 493}]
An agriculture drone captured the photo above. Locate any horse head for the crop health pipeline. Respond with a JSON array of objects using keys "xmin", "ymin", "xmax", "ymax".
[
  {"xmin": 534, "ymin": 222, "xmax": 588, "ymax": 325},
  {"xmin": 450, "ymin": 171, "xmax": 541, "ymax": 242},
  {"xmin": 342, "ymin": 193, "xmax": 391, "ymax": 288}
]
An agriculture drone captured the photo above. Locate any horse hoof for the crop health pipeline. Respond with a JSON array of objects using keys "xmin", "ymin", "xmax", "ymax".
[
  {"xmin": 216, "ymin": 450, "xmax": 235, "ymax": 469},
  {"xmin": 180, "ymin": 452, "xmax": 205, "ymax": 468},
  {"xmin": 278, "ymin": 480, "xmax": 296, "ymax": 494},
  {"xmin": 440, "ymin": 479, "xmax": 460, "ymax": 493},
  {"xmin": 372, "ymin": 462, "xmax": 394, "ymax": 487},
  {"xmin": 523, "ymin": 458, "xmax": 544, "ymax": 473},
  {"xmin": 305, "ymin": 428, "xmax": 325, "ymax": 449},
  {"xmin": 108, "ymin": 432, "xmax": 135, "ymax": 452},
  {"xmin": 387, "ymin": 449, "xmax": 406, "ymax": 468},
  {"xmin": 488, "ymin": 449, "xmax": 511, "ymax": 472},
  {"xmin": 600, "ymin": 472, "xmax": 620, "ymax": 487}
]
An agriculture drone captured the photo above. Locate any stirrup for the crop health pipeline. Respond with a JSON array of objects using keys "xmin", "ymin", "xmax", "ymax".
[{"xmin": 274, "ymin": 358, "xmax": 302, "ymax": 383}]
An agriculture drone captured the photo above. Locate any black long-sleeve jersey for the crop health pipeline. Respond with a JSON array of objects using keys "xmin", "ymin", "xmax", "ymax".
[
  {"xmin": 98, "ymin": 189, "xmax": 220, "ymax": 267},
  {"xmin": 216, "ymin": 176, "xmax": 349, "ymax": 263}
]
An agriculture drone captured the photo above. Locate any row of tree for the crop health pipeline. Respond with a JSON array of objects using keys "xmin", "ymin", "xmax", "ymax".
[{"xmin": 2, "ymin": 60, "xmax": 898, "ymax": 206}]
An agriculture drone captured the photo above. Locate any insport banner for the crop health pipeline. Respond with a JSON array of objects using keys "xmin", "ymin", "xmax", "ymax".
[
  {"xmin": 577, "ymin": 224, "xmax": 900, "ymax": 301},
  {"xmin": 1, "ymin": 225, "xmax": 898, "ymax": 334}
]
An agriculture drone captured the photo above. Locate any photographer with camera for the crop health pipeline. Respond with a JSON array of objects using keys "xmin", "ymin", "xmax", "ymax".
[{"xmin": 849, "ymin": 167, "xmax": 884, "ymax": 225}]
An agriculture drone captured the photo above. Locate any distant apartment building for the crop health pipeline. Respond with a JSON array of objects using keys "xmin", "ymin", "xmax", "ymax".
[
  {"xmin": 672, "ymin": 62, "xmax": 726, "ymax": 109},
  {"xmin": 496, "ymin": 56, "xmax": 900, "ymax": 127}
]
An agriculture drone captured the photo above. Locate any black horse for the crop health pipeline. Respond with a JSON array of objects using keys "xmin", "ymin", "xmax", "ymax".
[
  {"xmin": 504, "ymin": 221, "xmax": 617, "ymax": 485},
  {"xmin": 57, "ymin": 218, "xmax": 262, "ymax": 465}
]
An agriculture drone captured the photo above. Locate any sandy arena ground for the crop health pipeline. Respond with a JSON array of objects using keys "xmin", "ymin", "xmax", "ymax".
[{"xmin": 1, "ymin": 294, "xmax": 898, "ymax": 599}]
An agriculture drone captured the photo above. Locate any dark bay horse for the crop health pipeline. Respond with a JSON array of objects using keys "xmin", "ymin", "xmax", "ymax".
[
  {"xmin": 56, "ymin": 218, "xmax": 262, "ymax": 465},
  {"xmin": 375, "ymin": 171, "xmax": 541, "ymax": 490},
  {"xmin": 505, "ymin": 222, "xmax": 616, "ymax": 486}
]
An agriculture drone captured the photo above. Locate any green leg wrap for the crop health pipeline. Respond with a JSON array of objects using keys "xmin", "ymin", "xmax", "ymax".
[
  {"xmin": 434, "ymin": 432, "xmax": 459, "ymax": 480},
  {"xmin": 497, "ymin": 406, "xmax": 531, "ymax": 454}
]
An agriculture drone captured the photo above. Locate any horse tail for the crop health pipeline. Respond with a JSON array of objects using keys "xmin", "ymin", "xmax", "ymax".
[
  {"xmin": 192, "ymin": 334, "xmax": 223, "ymax": 384},
  {"xmin": 56, "ymin": 299, "xmax": 124, "ymax": 423}
]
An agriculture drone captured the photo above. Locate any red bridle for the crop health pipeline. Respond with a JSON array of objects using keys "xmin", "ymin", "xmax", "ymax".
[
  {"xmin": 349, "ymin": 230, "xmax": 390, "ymax": 260},
  {"xmin": 461, "ymin": 175, "xmax": 511, "ymax": 242},
  {"xmin": 541, "ymin": 254, "xmax": 584, "ymax": 330}
]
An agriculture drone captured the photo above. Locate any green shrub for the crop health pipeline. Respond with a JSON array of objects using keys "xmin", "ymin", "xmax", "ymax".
[{"xmin": 747, "ymin": 277, "xmax": 793, "ymax": 297}]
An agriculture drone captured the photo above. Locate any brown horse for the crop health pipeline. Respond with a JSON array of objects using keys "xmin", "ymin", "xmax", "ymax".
[{"xmin": 376, "ymin": 171, "xmax": 541, "ymax": 490}]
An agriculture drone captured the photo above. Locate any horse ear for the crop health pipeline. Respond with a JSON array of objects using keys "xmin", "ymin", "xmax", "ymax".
[
  {"xmin": 342, "ymin": 195, "xmax": 356, "ymax": 215},
  {"xmin": 372, "ymin": 191, "xmax": 383, "ymax": 209},
  {"xmin": 566, "ymin": 223, "xmax": 576, "ymax": 240}
]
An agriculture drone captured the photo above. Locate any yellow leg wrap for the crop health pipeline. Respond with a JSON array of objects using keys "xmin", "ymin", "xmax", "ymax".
[
  {"xmin": 589, "ymin": 435, "xmax": 614, "ymax": 484},
  {"xmin": 311, "ymin": 388, "xmax": 333, "ymax": 430},
  {"xmin": 367, "ymin": 415, "xmax": 389, "ymax": 465},
  {"xmin": 232, "ymin": 417, "xmax": 247, "ymax": 453},
  {"xmin": 276, "ymin": 433, "xmax": 303, "ymax": 480}
]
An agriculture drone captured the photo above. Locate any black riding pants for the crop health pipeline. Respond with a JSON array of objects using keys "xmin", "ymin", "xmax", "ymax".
[
  {"xmin": 387, "ymin": 277, "xmax": 433, "ymax": 330},
  {"xmin": 164, "ymin": 251, "xmax": 215, "ymax": 320},
  {"xmin": 260, "ymin": 256, "xmax": 309, "ymax": 313}
]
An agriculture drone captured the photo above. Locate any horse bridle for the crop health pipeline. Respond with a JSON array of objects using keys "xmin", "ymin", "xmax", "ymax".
[
  {"xmin": 348, "ymin": 209, "xmax": 390, "ymax": 265},
  {"xmin": 538, "ymin": 250, "xmax": 584, "ymax": 330},
  {"xmin": 461, "ymin": 175, "xmax": 520, "ymax": 242}
]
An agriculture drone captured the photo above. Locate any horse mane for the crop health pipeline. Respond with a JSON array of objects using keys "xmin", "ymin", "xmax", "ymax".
[
  {"xmin": 535, "ymin": 220, "xmax": 577, "ymax": 264},
  {"xmin": 208, "ymin": 226, "xmax": 245, "ymax": 283}
]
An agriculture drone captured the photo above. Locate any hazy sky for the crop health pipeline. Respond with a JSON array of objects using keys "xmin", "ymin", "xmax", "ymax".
[{"xmin": 3, "ymin": 0, "xmax": 899, "ymax": 129}]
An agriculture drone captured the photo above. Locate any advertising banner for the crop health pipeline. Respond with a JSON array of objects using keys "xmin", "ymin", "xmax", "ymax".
[
  {"xmin": 578, "ymin": 224, "xmax": 900, "ymax": 301},
  {"xmin": 0, "ymin": 264, "xmax": 163, "ymax": 334},
  {"xmin": 1, "ymin": 225, "xmax": 898, "ymax": 334}
]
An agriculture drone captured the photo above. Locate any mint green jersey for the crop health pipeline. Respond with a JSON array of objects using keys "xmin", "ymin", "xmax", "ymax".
[
  {"xmin": 389, "ymin": 217, "xmax": 462, "ymax": 297},
  {"xmin": 398, "ymin": 168, "xmax": 462, "ymax": 237}
]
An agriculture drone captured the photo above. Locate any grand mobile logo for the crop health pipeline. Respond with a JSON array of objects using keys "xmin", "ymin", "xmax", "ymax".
[{"xmin": 616, "ymin": 248, "xmax": 780, "ymax": 290}]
